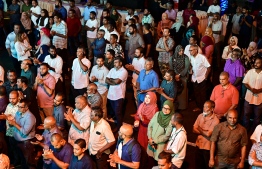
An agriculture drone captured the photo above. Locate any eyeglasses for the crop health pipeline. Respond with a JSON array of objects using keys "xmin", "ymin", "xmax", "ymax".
[
  {"xmin": 163, "ymin": 107, "xmax": 171, "ymax": 111},
  {"xmin": 18, "ymin": 106, "xmax": 26, "ymax": 108},
  {"xmin": 189, "ymin": 49, "xmax": 197, "ymax": 52}
]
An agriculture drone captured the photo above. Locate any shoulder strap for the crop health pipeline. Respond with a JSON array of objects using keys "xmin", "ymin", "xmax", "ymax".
[{"xmin": 128, "ymin": 140, "xmax": 138, "ymax": 156}]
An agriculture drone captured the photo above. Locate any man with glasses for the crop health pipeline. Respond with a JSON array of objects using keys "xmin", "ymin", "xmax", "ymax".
[
  {"xmin": 210, "ymin": 72, "xmax": 239, "ymax": 120},
  {"xmin": 189, "ymin": 44, "xmax": 211, "ymax": 112}
]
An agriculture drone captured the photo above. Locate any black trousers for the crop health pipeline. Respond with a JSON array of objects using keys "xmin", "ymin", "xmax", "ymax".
[
  {"xmin": 90, "ymin": 153, "xmax": 109, "ymax": 169},
  {"xmin": 195, "ymin": 147, "xmax": 212, "ymax": 169},
  {"xmin": 193, "ymin": 80, "xmax": 207, "ymax": 110},
  {"xmin": 69, "ymin": 85, "xmax": 87, "ymax": 106}
]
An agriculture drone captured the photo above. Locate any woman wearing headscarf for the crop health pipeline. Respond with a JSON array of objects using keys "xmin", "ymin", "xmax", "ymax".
[
  {"xmin": 134, "ymin": 92, "xmax": 158, "ymax": 150},
  {"xmin": 36, "ymin": 9, "xmax": 49, "ymax": 30},
  {"xmin": 35, "ymin": 27, "xmax": 50, "ymax": 54},
  {"xmin": 241, "ymin": 41, "xmax": 259, "ymax": 71},
  {"xmin": 170, "ymin": 16, "xmax": 186, "ymax": 44},
  {"xmin": 172, "ymin": 45, "xmax": 190, "ymax": 110},
  {"xmin": 181, "ymin": 26, "xmax": 195, "ymax": 48},
  {"xmin": 20, "ymin": 12, "xmax": 35, "ymax": 46},
  {"xmin": 204, "ymin": 27, "xmax": 215, "ymax": 43},
  {"xmin": 147, "ymin": 100, "xmax": 173, "ymax": 163},
  {"xmin": 157, "ymin": 12, "xmax": 173, "ymax": 39},
  {"xmin": 222, "ymin": 36, "xmax": 240, "ymax": 60},
  {"xmin": 200, "ymin": 35, "xmax": 214, "ymax": 64}
]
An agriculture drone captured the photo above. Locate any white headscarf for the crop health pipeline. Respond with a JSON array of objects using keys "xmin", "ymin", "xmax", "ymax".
[{"xmin": 171, "ymin": 16, "xmax": 184, "ymax": 32}]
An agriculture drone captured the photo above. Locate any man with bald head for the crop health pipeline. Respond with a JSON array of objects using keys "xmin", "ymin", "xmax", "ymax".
[
  {"xmin": 86, "ymin": 83, "xmax": 102, "ymax": 108},
  {"xmin": 42, "ymin": 133, "xmax": 73, "ymax": 169},
  {"xmin": 108, "ymin": 124, "xmax": 141, "ymax": 169},
  {"xmin": 210, "ymin": 71, "xmax": 239, "ymax": 120},
  {"xmin": 64, "ymin": 95, "xmax": 91, "ymax": 147},
  {"xmin": 209, "ymin": 110, "xmax": 248, "ymax": 169}
]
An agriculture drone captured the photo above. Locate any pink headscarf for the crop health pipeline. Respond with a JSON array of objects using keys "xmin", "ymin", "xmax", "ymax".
[
  {"xmin": 136, "ymin": 92, "xmax": 158, "ymax": 120},
  {"xmin": 201, "ymin": 35, "xmax": 214, "ymax": 54},
  {"xmin": 247, "ymin": 41, "xmax": 258, "ymax": 57}
]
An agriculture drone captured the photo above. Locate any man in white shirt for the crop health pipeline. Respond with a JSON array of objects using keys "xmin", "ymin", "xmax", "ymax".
[
  {"xmin": 142, "ymin": 9, "xmax": 154, "ymax": 26},
  {"xmin": 104, "ymin": 22, "xmax": 120, "ymax": 43},
  {"xmin": 70, "ymin": 47, "xmax": 91, "ymax": 106},
  {"xmin": 189, "ymin": 44, "xmax": 211, "ymax": 112},
  {"xmin": 86, "ymin": 11, "xmax": 98, "ymax": 60},
  {"xmin": 164, "ymin": 113, "xmax": 187, "ymax": 169},
  {"xmin": 184, "ymin": 35, "xmax": 202, "ymax": 57},
  {"xmin": 207, "ymin": 0, "xmax": 221, "ymax": 22},
  {"xmin": 231, "ymin": 6, "xmax": 242, "ymax": 36},
  {"xmin": 43, "ymin": 46, "xmax": 63, "ymax": 94},
  {"xmin": 105, "ymin": 57, "xmax": 128, "ymax": 129},
  {"xmin": 99, "ymin": 16, "xmax": 109, "ymax": 35},
  {"xmin": 30, "ymin": 0, "xmax": 41, "ymax": 26},
  {"xmin": 90, "ymin": 56, "xmax": 109, "ymax": 118},
  {"xmin": 125, "ymin": 47, "xmax": 145, "ymax": 105}
]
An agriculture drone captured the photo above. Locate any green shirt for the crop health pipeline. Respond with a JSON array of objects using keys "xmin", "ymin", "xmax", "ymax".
[{"xmin": 22, "ymin": 4, "xmax": 32, "ymax": 13}]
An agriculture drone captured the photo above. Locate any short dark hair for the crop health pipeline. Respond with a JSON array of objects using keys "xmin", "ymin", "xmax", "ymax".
[
  {"xmin": 17, "ymin": 76, "xmax": 28, "ymax": 85},
  {"xmin": 146, "ymin": 57, "xmax": 154, "ymax": 64},
  {"xmin": 19, "ymin": 99, "xmax": 29, "ymax": 107},
  {"xmin": 107, "ymin": 49, "xmax": 115, "ymax": 57},
  {"xmin": 172, "ymin": 113, "xmax": 183, "ymax": 124},
  {"xmin": 158, "ymin": 151, "xmax": 172, "ymax": 163},
  {"xmin": 56, "ymin": 92, "xmax": 65, "ymax": 101},
  {"xmin": 0, "ymin": 86, "xmax": 6, "ymax": 96},
  {"xmin": 54, "ymin": 13, "xmax": 62, "ymax": 19},
  {"xmin": 77, "ymin": 46, "xmax": 86, "ymax": 55},
  {"xmin": 69, "ymin": 0, "xmax": 75, "ymax": 3},
  {"xmin": 136, "ymin": 47, "xmax": 144, "ymax": 54},
  {"xmin": 128, "ymin": 18, "xmax": 135, "ymax": 24},
  {"xmin": 110, "ymin": 34, "xmax": 118, "ymax": 40},
  {"xmin": 103, "ymin": 16, "xmax": 110, "ymax": 22},
  {"xmin": 114, "ymin": 56, "xmax": 123, "ymax": 63},
  {"xmin": 40, "ymin": 63, "xmax": 50, "ymax": 69},
  {"xmin": 69, "ymin": 9, "xmax": 76, "ymax": 14},
  {"xmin": 129, "ymin": 24, "xmax": 137, "ymax": 30},
  {"xmin": 49, "ymin": 45, "xmax": 56, "ymax": 51},
  {"xmin": 205, "ymin": 100, "xmax": 215, "ymax": 109},
  {"xmin": 102, "ymin": 8, "xmax": 110, "ymax": 14},
  {"xmin": 32, "ymin": 0, "xmax": 38, "ymax": 4},
  {"xmin": 132, "ymin": 15, "xmax": 139, "ymax": 22},
  {"xmin": 255, "ymin": 57, "xmax": 262, "ymax": 63},
  {"xmin": 98, "ymin": 29, "xmax": 105, "ymax": 34},
  {"xmin": 190, "ymin": 35, "xmax": 198, "ymax": 42},
  {"xmin": 56, "ymin": 0, "xmax": 62, "ymax": 5},
  {"xmin": 143, "ymin": 23, "xmax": 151, "ymax": 30},
  {"xmin": 166, "ymin": 69, "xmax": 174, "ymax": 77},
  {"xmin": 96, "ymin": 55, "xmax": 105, "ymax": 60},
  {"xmin": 90, "ymin": 11, "xmax": 96, "ymax": 16},
  {"xmin": 74, "ymin": 139, "xmax": 86, "ymax": 149},
  {"xmin": 92, "ymin": 107, "xmax": 103, "ymax": 118},
  {"xmin": 7, "ymin": 69, "xmax": 16, "ymax": 76}
]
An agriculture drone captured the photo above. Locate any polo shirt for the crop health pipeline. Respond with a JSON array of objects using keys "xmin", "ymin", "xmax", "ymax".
[
  {"xmin": 51, "ymin": 21, "xmax": 68, "ymax": 49},
  {"xmin": 190, "ymin": 53, "xmax": 210, "ymax": 83},
  {"xmin": 71, "ymin": 57, "xmax": 91, "ymax": 89},
  {"xmin": 116, "ymin": 138, "xmax": 141, "ymax": 169},
  {"xmin": 13, "ymin": 110, "xmax": 36, "ymax": 141},
  {"xmin": 42, "ymin": 126, "xmax": 62, "ymax": 149},
  {"xmin": 91, "ymin": 38, "xmax": 106, "ymax": 57},
  {"xmin": 44, "ymin": 55, "xmax": 63, "ymax": 83},
  {"xmin": 53, "ymin": 104, "xmax": 66, "ymax": 129},
  {"xmin": 89, "ymin": 118, "xmax": 115, "ymax": 155},
  {"xmin": 3, "ymin": 81, "xmax": 18, "ymax": 95},
  {"xmin": 86, "ymin": 19, "xmax": 98, "ymax": 38},
  {"xmin": 104, "ymin": 29, "xmax": 120, "ymax": 42},
  {"xmin": 82, "ymin": 6, "xmax": 97, "ymax": 22},
  {"xmin": 243, "ymin": 69, "xmax": 262, "ymax": 105},
  {"xmin": 69, "ymin": 154, "xmax": 94, "ymax": 169},
  {"xmin": 131, "ymin": 57, "xmax": 146, "ymax": 85},
  {"xmin": 128, "ymin": 34, "xmax": 145, "ymax": 58},
  {"xmin": 107, "ymin": 66, "xmax": 128, "ymax": 100},
  {"xmin": 89, "ymin": 65, "xmax": 109, "ymax": 95},
  {"xmin": 30, "ymin": 5, "xmax": 41, "ymax": 26},
  {"xmin": 160, "ymin": 80, "xmax": 176, "ymax": 105},
  {"xmin": 207, "ymin": 5, "xmax": 221, "ymax": 15},
  {"xmin": 21, "ymin": 69, "xmax": 35, "ymax": 88}
]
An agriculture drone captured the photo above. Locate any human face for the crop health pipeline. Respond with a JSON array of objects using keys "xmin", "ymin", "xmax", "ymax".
[
  {"xmin": 49, "ymin": 18, "xmax": 54, "ymax": 24},
  {"xmin": 112, "ymin": 10, "xmax": 117, "ymax": 15},
  {"xmin": 114, "ymin": 60, "xmax": 122, "ymax": 69},
  {"xmin": 128, "ymin": 9, "xmax": 133, "ymax": 15},
  {"xmin": 254, "ymin": 59, "xmax": 262, "ymax": 70},
  {"xmin": 87, "ymin": 85, "xmax": 95, "ymax": 95},
  {"xmin": 162, "ymin": 29, "xmax": 170, "ymax": 37},
  {"xmin": 51, "ymin": 139, "xmax": 62, "ymax": 149},
  {"xmin": 103, "ymin": 18, "xmax": 108, "ymax": 25},
  {"xmin": 144, "ymin": 61, "xmax": 153, "ymax": 71},
  {"xmin": 231, "ymin": 51, "xmax": 238, "ymax": 61},
  {"xmin": 144, "ymin": 94, "xmax": 151, "ymax": 104},
  {"xmin": 32, "ymin": 0, "xmax": 37, "ymax": 7},
  {"xmin": 90, "ymin": 111, "xmax": 99, "ymax": 122},
  {"xmin": 96, "ymin": 58, "xmax": 104, "ymax": 67},
  {"xmin": 109, "ymin": 36, "xmax": 116, "ymax": 44},
  {"xmin": 178, "ymin": 49, "xmax": 184, "ymax": 56},
  {"xmin": 134, "ymin": 49, "xmax": 141, "ymax": 58},
  {"xmin": 24, "ymin": 0, "xmax": 29, "ymax": 5},
  {"xmin": 189, "ymin": 37, "xmax": 196, "ymax": 45},
  {"xmin": 12, "ymin": 0, "xmax": 16, "ymax": 5},
  {"xmin": 90, "ymin": 13, "xmax": 95, "ymax": 19},
  {"xmin": 162, "ymin": 105, "xmax": 171, "ymax": 115},
  {"xmin": 54, "ymin": 95, "xmax": 63, "ymax": 107},
  {"xmin": 68, "ymin": 11, "xmax": 74, "ymax": 18},
  {"xmin": 187, "ymin": 2, "xmax": 192, "ymax": 9},
  {"xmin": 69, "ymin": 1, "xmax": 74, "ymax": 7},
  {"xmin": 213, "ymin": 0, "xmax": 218, "ymax": 5},
  {"xmin": 203, "ymin": 102, "xmax": 213, "ymax": 115},
  {"xmin": 227, "ymin": 111, "xmax": 238, "ymax": 127},
  {"xmin": 39, "ymin": 65, "xmax": 49, "ymax": 77},
  {"xmin": 158, "ymin": 159, "xmax": 171, "ymax": 169},
  {"xmin": 41, "ymin": 10, "xmax": 46, "ymax": 17},
  {"xmin": 22, "ymin": 33, "xmax": 27, "ymax": 40},
  {"xmin": 242, "ymin": 8, "xmax": 247, "ymax": 14},
  {"xmin": 162, "ymin": 14, "xmax": 167, "ymax": 20},
  {"xmin": 54, "ymin": 16, "xmax": 60, "ymax": 23},
  {"xmin": 14, "ymin": 25, "xmax": 20, "ymax": 34},
  {"xmin": 128, "ymin": 20, "xmax": 133, "ymax": 26},
  {"xmin": 249, "ymin": 45, "xmax": 255, "ymax": 51},
  {"xmin": 213, "ymin": 14, "xmax": 219, "ymax": 21},
  {"xmin": 43, "ymin": 120, "xmax": 53, "ymax": 130},
  {"xmin": 102, "ymin": 11, "xmax": 108, "ymax": 17},
  {"xmin": 20, "ymin": 60, "xmax": 28, "ymax": 70},
  {"xmin": 49, "ymin": 48, "xmax": 56, "ymax": 56},
  {"xmin": 219, "ymin": 75, "xmax": 229, "ymax": 86},
  {"xmin": 106, "ymin": 52, "xmax": 112, "ymax": 59},
  {"xmin": 106, "ymin": 2, "xmax": 111, "ymax": 9},
  {"xmin": 189, "ymin": 47, "xmax": 198, "ymax": 56},
  {"xmin": 76, "ymin": 48, "xmax": 84, "ymax": 58},
  {"xmin": 18, "ymin": 102, "xmax": 28, "ymax": 113},
  {"xmin": 7, "ymin": 72, "xmax": 16, "ymax": 83},
  {"xmin": 229, "ymin": 38, "xmax": 236, "ymax": 46},
  {"xmin": 205, "ymin": 28, "xmax": 212, "ymax": 36},
  {"xmin": 75, "ymin": 98, "xmax": 85, "ymax": 110},
  {"xmin": 9, "ymin": 93, "xmax": 18, "ymax": 105},
  {"xmin": 16, "ymin": 79, "xmax": 22, "ymax": 89},
  {"xmin": 164, "ymin": 72, "xmax": 172, "ymax": 81},
  {"xmin": 129, "ymin": 27, "xmax": 135, "ymax": 35},
  {"xmin": 144, "ymin": 9, "xmax": 149, "ymax": 15},
  {"xmin": 73, "ymin": 144, "xmax": 85, "ymax": 157}
]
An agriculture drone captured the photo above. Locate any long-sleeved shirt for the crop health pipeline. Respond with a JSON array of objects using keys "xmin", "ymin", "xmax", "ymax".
[
  {"xmin": 5, "ymin": 32, "xmax": 17, "ymax": 58},
  {"xmin": 91, "ymin": 38, "xmax": 106, "ymax": 56}
]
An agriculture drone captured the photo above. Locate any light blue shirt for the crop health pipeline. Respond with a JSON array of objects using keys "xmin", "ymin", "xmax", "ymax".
[
  {"xmin": 5, "ymin": 32, "xmax": 17, "ymax": 58},
  {"xmin": 82, "ymin": 6, "xmax": 97, "ymax": 22},
  {"xmin": 13, "ymin": 110, "xmax": 36, "ymax": 141}
]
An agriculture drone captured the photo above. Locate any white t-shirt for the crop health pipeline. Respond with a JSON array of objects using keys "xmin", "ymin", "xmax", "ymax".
[
  {"xmin": 86, "ymin": 19, "xmax": 98, "ymax": 38},
  {"xmin": 210, "ymin": 20, "xmax": 222, "ymax": 43},
  {"xmin": 44, "ymin": 55, "xmax": 63, "ymax": 82},
  {"xmin": 104, "ymin": 29, "xmax": 120, "ymax": 42},
  {"xmin": 231, "ymin": 14, "xmax": 241, "ymax": 34},
  {"xmin": 131, "ymin": 57, "xmax": 145, "ymax": 85},
  {"xmin": 190, "ymin": 53, "xmax": 210, "ymax": 83},
  {"xmin": 30, "ymin": 6, "xmax": 41, "ymax": 26},
  {"xmin": 71, "ymin": 58, "xmax": 91, "ymax": 89},
  {"xmin": 207, "ymin": 5, "xmax": 221, "ymax": 15}
]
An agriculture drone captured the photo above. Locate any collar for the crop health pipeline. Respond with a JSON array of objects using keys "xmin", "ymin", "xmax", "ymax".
[
  {"xmin": 225, "ymin": 121, "xmax": 238, "ymax": 130},
  {"xmin": 202, "ymin": 112, "xmax": 215, "ymax": 119},
  {"xmin": 174, "ymin": 126, "xmax": 184, "ymax": 134},
  {"xmin": 48, "ymin": 126, "xmax": 58, "ymax": 134}
]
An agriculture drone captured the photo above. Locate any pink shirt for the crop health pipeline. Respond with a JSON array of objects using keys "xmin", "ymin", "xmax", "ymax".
[
  {"xmin": 37, "ymin": 74, "xmax": 56, "ymax": 108},
  {"xmin": 165, "ymin": 9, "xmax": 177, "ymax": 21}
]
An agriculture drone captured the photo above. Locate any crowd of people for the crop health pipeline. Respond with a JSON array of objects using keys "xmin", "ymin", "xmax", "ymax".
[{"xmin": 0, "ymin": 0, "xmax": 262, "ymax": 168}]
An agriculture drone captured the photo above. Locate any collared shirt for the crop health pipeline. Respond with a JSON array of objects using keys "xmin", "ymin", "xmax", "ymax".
[
  {"xmin": 190, "ymin": 53, "xmax": 210, "ymax": 83},
  {"xmin": 239, "ymin": 14, "xmax": 253, "ymax": 35},
  {"xmin": 3, "ymin": 81, "xmax": 17, "ymax": 95},
  {"xmin": 21, "ymin": 69, "xmax": 35, "ymax": 88},
  {"xmin": 243, "ymin": 69, "xmax": 262, "ymax": 105},
  {"xmin": 51, "ymin": 21, "xmax": 68, "ymax": 49},
  {"xmin": 184, "ymin": 45, "xmax": 202, "ymax": 58},
  {"xmin": 68, "ymin": 106, "xmax": 91, "ymax": 147},
  {"xmin": 68, "ymin": 6, "xmax": 81, "ymax": 19},
  {"xmin": 166, "ymin": 127, "xmax": 187, "ymax": 168},
  {"xmin": 54, "ymin": 6, "xmax": 67, "ymax": 21},
  {"xmin": 248, "ymin": 142, "xmax": 262, "ymax": 168},
  {"xmin": 53, "ymin": 104, "xmax": 66, "ymax": 129},
  {"xmin": 107, "ymin": 66, "xmax": 128, "ymax": 100},
  {"xmin": 21, "ymin": 4, "xmax": 32, "ymax": 12},
  {"xmin": 137, "ymin": 69, "xmax": 159, "ymax": 102},
  {"xmin": 42, "ymin": 126, "xmax": 62, "ymax": 149},
  {"xmin": 104, "ymin": 58, "xmax": 114, "ymax": 70},
  {"xmin": 251, "ymin": 125, "xmax": 262, "ymax": 143},
  {"xmin": 91, "ymin": 38, "xmax": 106, "ymax": 57},
  {"xmin": 210, "ymin": 122, "xmax": 248, "ymax": 164},
  {"xmin": 207, "ymin": 5, "xmax": 221, "ymax": 15},
  {"xmin": 89, "ymin": 118, "xmax": 115, "ymax": 155},
  {"xmin": 5, "ymin": 32, "xmax": 17, "ymax": 58},
  {"xmin": 82, "ymin": 6, "xmax": 97, "ymax": 22},
  {"xmin": 30, "ymin": 5, "xmax": 41, "ymax": 26},
  {"xmin": 131, "ymin": 57, "xmax": 146, "ymax": 85},
  {"xmin": 104, "ymin": 29, "xmax": 120, "ymax": 42},
  {"xmin": 44, "ymin": 55, "xmax": 63, "ymax": 83},
  {"xmin": 128, "ymin": 33, "xmax": 145, "ymax": 58},
  {"xmin": 193, "ymin": 113, "xmax": 219, "ymax": 150},
  {"xmin": 210, "ymin": 84, "xmax": 239, "ymax": 118},
  {"xmin": 86, "ymin": 19, "xmax": 98, "ymax": 38},
  {"xmin": 90, "ymin": 65, "xmax": 109, "ymax": 94},
  {"xmin": 13, "ymin": 110, "xmax": 36, "ymax": 141},
  {"xmin": 165, "ymin": 9, "xmax": 177, "ymax": 21},
  {"xmin": 160, "ymin": 80, "xmax": 177, "ymax": 106},
  {"xmin": 87, "ymin": 92, "xmax": 102, "ymax": 107},
  {"xmin": 210, "ymin": 20, "xmax": 222, "ymax": 43},
  {"xmin": 156, "ymin": 37, "xmax": 175, "ymax": 63},
  {"xmin": 69, "ymin": 154, "xmax": 94, "ymax": 169},
  {"xmin": 105, "ymin": 43, "xmax": 124, "ymax": 58},
  {"xmin": 71, "ymin": 57, "xmax": 91, "ymax": 89},
  {"xmin": 36, "ymin": 73, "xmax": 56, "ymax": 108},
  {"xmin": 142, "ymin": 14, "xmax": 154, "ymax": 25},
  {"xmin": 4, "ymin": 103, "xmax": 18, "ymax": 137}
]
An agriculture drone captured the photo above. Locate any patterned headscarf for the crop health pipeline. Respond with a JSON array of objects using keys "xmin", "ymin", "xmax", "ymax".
[
  {"xmin": 173, "ymin": 45, "xmax": 186, "ymax": 73},
  {"xmin": 247, "ymin": 41, "xmax": 258, "ymax": 57}
]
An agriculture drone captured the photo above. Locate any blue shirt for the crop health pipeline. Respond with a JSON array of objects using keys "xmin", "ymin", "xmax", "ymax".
[
  {"xmin": 160, "ymin": 80, "xmax": 177, "ymax": 106},
  {"xmin": 54, "ymin": 6, "xmax": 67, "ymax": 21},
  {"xmin": 42, "ymin": 126, "xmax": 62, "ymax": 149},
  {"xmin": 91, "ymin": 38, "xmax": 106, "ymax": 57},
  {"xmin": 68, "ymin": 154, "xmax": 94, "ymax": 169},
  {"xmin": 13, "ymin": 110, "xmax": 36, "ymax": 141},
  {"xmin": 239, "ymin": 14, "xmax": 253, "ymax": 35},
  {"xmin": 53, "ymin": 104, "xmax": 66, "ymax": 129},
  {"xmin": 137, "ymin": 69, "xmax": 159, "ymax": 102},
  {"xmin": 82, "ymin": 6, "xmax": 97, "ymax": 21},
  {"xmin": 116, "ymin": 138, "xmax": 141, "ymax": 169}
]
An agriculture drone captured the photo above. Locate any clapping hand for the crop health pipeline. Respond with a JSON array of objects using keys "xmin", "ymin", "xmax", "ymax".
[{"xmin": 64, "ymin": 107, "xmax": 74, "ymax": 121}]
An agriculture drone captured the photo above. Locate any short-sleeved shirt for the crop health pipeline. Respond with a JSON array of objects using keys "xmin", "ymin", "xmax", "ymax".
[
  {"xmin": 44, "ymin": 55, "xmax": 63, "ymax": 83},
  {"xmin": 21, "ymin": 4, "xmax": 32, "ymax": 12},
  {"xmin": 104, "ymin": 58, "xmax": 114, "ymax": 70},
  {"xmin": 207, "ymin": 5, "xmax": 221, "ymax": 15},
  {"xmin": 54, "ymin": 6, "xmax": 67, "ymax": 21},
  {"xmin": 142, "ymin": 14, "xmax": 154, "ymax": 25},
  {"xmin": 86, "ymin": 19, "xmax": 98, "ymax": 38},
  {"xmin": 248, "ymin": 142, "xmax": 262, "ymax": 168},
  {"xmin": 160, "ymin": 80, "xmax": 176, "ymax": 106},
  {"xmin": 89, "ymin": 65, "xmax": 109, "ymax": 95},
  {"xmin": 190, "ymin": 53, "xmax": 211, "ymax": 83},
  {"xmin": 68, "ymin": 6, "xmax": 81, "ymax": 19},
  {"xmin": 42, "ymin": 127, "xmax": 62, "ymax": 149},
  {"xmin": 3, "ymin": 81, "xmax": 18, "ymax": 95},
  {"xmin": 36, "ymin": 74, "xmax": 56, "ymax": 108},
  {"xmin": 210, "ymin": 84, "xmax": 239, "ymax": 118},
  {"xmin": 128, "ymin": 33, "xmax": 145, "ymax": 58},
  {"xmin": 105, "ymin": 43, "xmax": 124, "ymax": 58},
  {"xmin": 156, "ymin": 37, "xmax": 175, "ymax": 63},
  {"xmin": 30, "ymin": 6, "xmax": 41, "ymax": 26},
  {"xmin": 165, "ymin": 9, "xmax": 177, "ymax": 21},
  {"xmin": 51, "ymin": 22, "xmax": 68, "ymax": 49},
  {"xmin": 104, "ymin": 29, "xmax": 120, "ymax": 42},
  {"xmin": 193, "ymin": 113, "xmax": 219, "ymax": 150},
  {"xmin": 53, "ymin": 104, "xmax": 66, "ymax": 129},
  {"xmin": 82, "ymin": 6, "xmax": 97, "ymax": 22},
  {"xmin": 210, "ymin": 122, "xmax": 248, "ymax": 164},
  {"xmin": 21, "ymin": 69, "xmax": 35, "ymax": 88},
  {"xmin": 69, "ymin": 154, "xmax": 94, "ymax": 169},
  {"xmin": 4, "ymin": 103, "xmax": 18, "ymax": 137},
  {"xmin": 243, "ymin": 69, "xmax": 262, "ymax": 105},
  {"xmin": 107, "ymin": 66, "xmax": 128, "ymax": 100},
  {"xmin": 131, "ymin": 57, "xmax": 146, "ymax": 85},
  {"xmin": 71, "ymin": 58, "xmax": 91, "ymax": 89},
  {"xmin": 239, "ymin": 15, "xmax": 253, "ymax": 35}
]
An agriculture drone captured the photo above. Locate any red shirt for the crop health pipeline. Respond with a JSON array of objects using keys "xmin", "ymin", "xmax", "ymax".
[
  {"xmin": 182, "ymin": 9, "xmax": 196, "ymax": 25},
  {"xmin": 66, "ymin": 17, "xmax": 81, "ymax": 37}
]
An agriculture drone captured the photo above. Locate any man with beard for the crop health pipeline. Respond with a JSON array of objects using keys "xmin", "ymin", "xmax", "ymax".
[
  {"xmin": 209, "ymin": 109, "xmax": 247, "ymax": 169},
  {"xmin": 108, "ymin": 124, "xmax": 141, "ymax": 169},
  {"xmin": 125, "ymin": 47, "xmax": 145, "ymax": 106},
  {"xmin": 104, "ymin": 23, "xmax": 120, "ymax": 43},
  {"xmin": 29, "ymin": 0, "xmax": 41, "ymax": 26},
  {"xmin": 20, "ymin": 59, "xmax": 35, "ymax": 88},
  {"xmin": 82, "ymin": 0, "xmax": 97, "ymax": 24},
  {"xmin": 123, "ymin": 9, "xmax": 135, "ymax": 26},
  {"xmin": 85, "ymin": 83, "xmax": 102, "ymax": 108},
  {"xmin": 193, "ymin": 100, "xmax": 219, "ymax": 169},
  {"xmin": 33, "ymin": 63, "xmax": 56, "ymax": 122},
  {"xmin": 207, "ymin": 0, "xmax": 221, "ymax": 21},
  {"xmin": 142, "ymin": 9, "xmax": 154, "ymax": 26},
  {"xmin": 54, "ymin": 0, "xmax": 67, "ymax": 21},
  {"xmin": 53, "ymin": 93, "xmax": 66, "ymax": 130},
  {"xmin": 43, "ymin": 46, "xmax": 64, "ymax": 94},
  {"xmin": 243, "ymin": 57, "xmax": 262, "ymax": 132},
  {"xmin": 68, "ymin": 0, "xmax": 81, "ymax": 18},
  {"xmin": 3, "ymin": 70, "xmax": 18, "ymax": 95},
  {"xmin": 238, "ymin": 6, "xmax": 253, "ymax": 48}
]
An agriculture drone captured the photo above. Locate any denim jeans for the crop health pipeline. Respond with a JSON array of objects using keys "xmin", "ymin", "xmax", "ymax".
[
  {"xmin": 108, "ymin": 98, "xmax": 124, "ymax": 129},
  {"xmin": 243, "ymin": 100, "xmax": 262, "ymax": 132}
]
